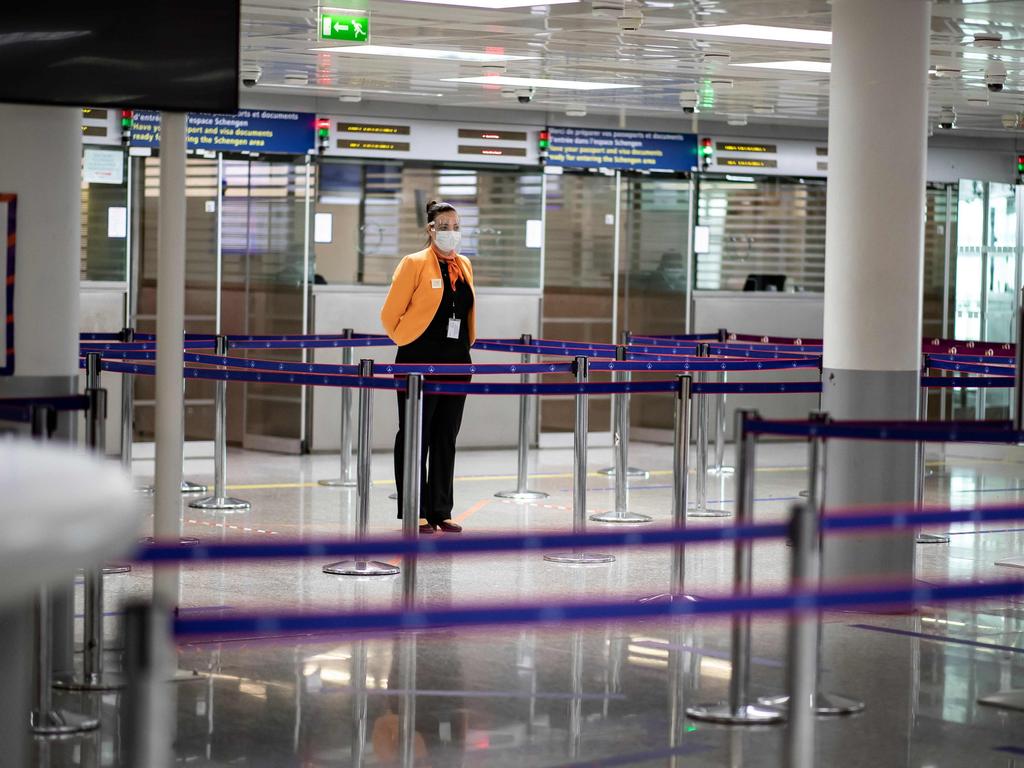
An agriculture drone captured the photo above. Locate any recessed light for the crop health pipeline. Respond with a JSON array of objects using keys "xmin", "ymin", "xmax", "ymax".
[
  {"xmin": 314, "ymin": 45, "xmax": 534, "ymax": 62},
  {"xmin": 669, "ymin": 24, "xmax": 831, "ymax": 46},
  {"xmin": 398, "ymin": 0, "xmax": 578, "ymax": 7},
  {"xmin": 734, "ymin": 60, "xmax": 831, "ymax": 74},
  {"xmin": 444, "ymin": 75, "xmax": 639, "ymax": 90}
]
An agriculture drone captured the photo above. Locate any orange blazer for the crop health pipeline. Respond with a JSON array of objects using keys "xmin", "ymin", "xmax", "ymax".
[{"xmin": 380, "ymin": 246, "xmax": 476, "ymax": 347}]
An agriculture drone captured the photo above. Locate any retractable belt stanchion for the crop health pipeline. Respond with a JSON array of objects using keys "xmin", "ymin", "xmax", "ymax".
[
  {"xmin": 640, "ymin": 374, "xmax": 693, "ymax": 604},
  {"xmin": 57, "ymin": 354, "xmax": 124, "ymax": 692},
  {"xmin": 496, "ymin": 333, "xmax": 548, "ymax": 501},
  {"xmin": 591, "ymin": 343, "xmax": 652, "ymax": 524},
  {"xmin": 545, "ymin": 357, "xmax": 614, "ymax": 565},
  {"xmin": 398, "ymin": 374, "xmax": 422, "ymax": 768},
  {"xmin": 598, "ymin": 331, "xmax": 649, "ymax": 479},
  {"xmin": 760, "ymin": 413, "xmax": 864, "ymax": 716},
  {"xmin": 319, "ymin": 328, "xmax": 357, "ymax": 488},
  {"xmin": 181, "ymin": 337, "xmax": 208, "ymax": 496},
  {"xmin": 29, "ymin": 404, "xmax": 100, "ymax": 735},
  {"xmin": 119, "ymin": 327, "xmax": 154, "ymax": 495},
  {"xmin": 916, "ymin": 364, "xmax": 949, "ymax": 544},
  {"xmin": 189, "ymin": 335, "xmax": 250, "ymax": 512},
  {"xmin": 689, "ymin": 343, "xmax": 729, "ymax": 518},
  {"xmin": 324, "ymin": 360, "xmax": 400, "ymax": 577},
  {"xmin": 785, "ymin": 502, "xmax": 819, "ymax": 768},
  {"xmin": 711, "ymin": 329, "xmax": 735, "ymax": 476},
  {"xmin": 687, "ymin": 409, "xmax": 784, "ymax": 724}
]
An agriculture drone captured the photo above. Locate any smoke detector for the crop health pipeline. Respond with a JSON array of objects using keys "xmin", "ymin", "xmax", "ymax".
[{"xmin": 974, "ymin": 31, "xmax": 1002, "ymax": 49}]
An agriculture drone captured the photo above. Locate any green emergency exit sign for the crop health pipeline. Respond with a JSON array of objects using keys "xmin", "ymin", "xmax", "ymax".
[{"xmin": 319, "ymin": 12, "xmax": 370, "ymax": 43}]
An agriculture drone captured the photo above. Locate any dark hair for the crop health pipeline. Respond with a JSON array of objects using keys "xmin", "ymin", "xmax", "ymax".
[
  {"xmin": 426, "ymin": 199, "xmax": 457, "ymax": 224},
  {"xmin": 425, "ymin": 199, "xmax": 457, "ymax": 245}
]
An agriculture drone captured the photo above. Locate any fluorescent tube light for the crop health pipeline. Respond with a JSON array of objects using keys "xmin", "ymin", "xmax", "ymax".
[
  {"xmin": 669, "ymin": 24, "xmax": 831, "ymax": 46},
  {"xmin": 444, "ymin": 75, "xmax": 638, "ymax": 90},
  {"xmin": 735, "ymin": 60, "xmax": 831, "ymax": 73},
  {"xmin": 315, "ymin": 45, "xmax": 534, "ymax": 62},
  {"xmin": 399, "ymin": 0, "xmax": 578, "ymax": 7}
]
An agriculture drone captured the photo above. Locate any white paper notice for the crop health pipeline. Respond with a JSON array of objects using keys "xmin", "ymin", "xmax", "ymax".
[
  {"xmin": 107, "ymin": 207, "xmax": 127, "ymax": 238},
  {"xmin": 83, "ymin": 148, "xmax": 124, "ymax": 185}
]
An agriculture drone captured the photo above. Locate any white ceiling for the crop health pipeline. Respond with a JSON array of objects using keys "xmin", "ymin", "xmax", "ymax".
[{"xmin": 240, "ymin": 0, "xmax": 1024, "ymax": 134}]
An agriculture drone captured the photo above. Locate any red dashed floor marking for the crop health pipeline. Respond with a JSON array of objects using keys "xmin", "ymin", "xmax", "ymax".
[
  {"xmin": 498, "ymin": 499, "xmax": 607, "ymax": 515},
  {"xmin": 183, "ymin": 518, "xmax": 281, "ymax": 536}
]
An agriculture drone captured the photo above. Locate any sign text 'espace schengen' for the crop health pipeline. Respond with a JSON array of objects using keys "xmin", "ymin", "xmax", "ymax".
[
  {"xmin": 546, "ymin": 127, "xmax": 697, "ymax": 172},
  {"xmin": 130, "ymin": 110, "xmax": 315, "ymax": 154}
]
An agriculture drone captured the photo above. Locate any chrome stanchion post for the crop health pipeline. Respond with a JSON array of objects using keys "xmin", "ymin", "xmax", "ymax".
[
  {"xmin": 761, "ymin": 414, "xmax": 864, "ymax": 715},
  {"xmin": 497, "ymin": 333, "xmax": 548, "ymax": 500},
  {"xmin": 123, "ymin": 602, "xmax": 172, "ymax": 768},
  {"xmin": 58, "ymin": 356, "xmax": 125, "ymax": 691},
  {"xmin": 120, "ymin": 328, "xmax": 153, "ymax": 495},
  {"xmin": 1015, "ymin": 286, "xmax": 1024, "ymax": 433},
  {"xmin": 711, "ymin": 329, "xmax": 734, "ymax": 476},
  {"xmin": 687, "ymin": 409, "xmax": 783, "ymax": 724},
  {"xmin": 689, "ymin": 343, "xmax": 728, "ymax": 518},
  {"xmin": 29, "ymin": 405, "xmax": 100, "ymax": 735},
  {"xmin": 598, "ymin": 330, "xmax": 649, "ymax": 479},
  {"xmin": 189, "ymin": 335, "xmax": 250, "ymax": 511},
  {"xmin": 916, "ymin": 364, "xmax": 948, "ymax": 544},
  {"xmin": 324, "ymin": 360, "xmax": 400, "ymax": 576},
  {"xmin": 397, "ymin": 634, "xmax": 418, "ymax": 768},
  {"xmin": 181, "ymin": 337, "xmax": 208, "ymax": 495},
  {"xmin": 785, "ymin": 502, "xmax": 819, "ymax": 768},
  {"xmin": 671, "ymin": 375, "xmax": 692, "ymax": 595},
  {"xmin": 319, "ymin": 328, "xmax": 357, "ymax": 488},
  {"xmin": 401, "ymin": 374, "xmax": 424, "ymax": 602},
  {"xmin": 545, "ymin": 357, "xmax": 614, "ymax": 564},
  {"xmin": 592, "ymin": 344, "xmax": 652, "ymax": 523}
]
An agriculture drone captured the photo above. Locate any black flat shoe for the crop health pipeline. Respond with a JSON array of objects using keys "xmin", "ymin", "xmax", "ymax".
[
  {"xmin": 419, "ymin": 520, "xmax": 437, "ymax": 534},
  {"xmin": 436, "ymin": 519, "xmax": 462, "ymax": 533}
]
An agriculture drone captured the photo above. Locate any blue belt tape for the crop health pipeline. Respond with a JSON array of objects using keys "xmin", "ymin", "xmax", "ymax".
[
  {"xmin": 921, "ymin": 375, "xmax": 1012, "ymax": 389},
  {"xmin": 746, "ymin": 417, "xmax": 1023, "ymax": 443},
  {"xmin": 173, "ymin": 578, "xmax": 1024, "ymax": 638},
  {"xmin": 0, "ymin": 394, "xmax": 92, "ymax": 422},
  {"xmin": 925, "ymin": 356, "xmax": 1014, "ymax": 376}
]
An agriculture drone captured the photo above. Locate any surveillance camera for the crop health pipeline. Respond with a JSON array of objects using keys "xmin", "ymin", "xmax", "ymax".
[
  {"xmin": 986, "ymin": 60, "xmax": 1007, "ymax": 92},
  {"xmin": 516, "ymin": 86, "xmax": 535, "ymax": 104},
  {"xmin": 241, "ymin": 64, "xmax": 262, "ymax": 88},
  {"xmin": 617, "ymin": 6, "xmax": 643, "ymax": 32},
  {"xmin": 679, "ymin": 90, "xmax": 699, "ymax": 113},
  {"xmin": 938, "ymin": 107, "xmax": 956, "ymax": 130}
]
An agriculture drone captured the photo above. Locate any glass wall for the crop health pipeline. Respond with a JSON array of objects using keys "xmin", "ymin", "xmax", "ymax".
[
  {"xmin": 80, "ymin": 148, "xmax": 129, "ymax": 282},
  {"xmin": 316, "ymin": 161, "xmax": 543, "ymax": 289}
]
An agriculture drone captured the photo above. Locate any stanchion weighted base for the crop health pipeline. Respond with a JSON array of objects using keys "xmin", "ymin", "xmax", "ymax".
[
  {"xmin": 543, "ymin": 551, "xmax": 615, "ymax": 565},
  {"xmin": 323, "ymin": 560, "xmax": 400, "ymax": 577},
  {"xmin": 688, "ymin": 507, "xmax": 732, "ymax": 518},
  {"xmin": 319, "ymin": 477, "xmax": 357, "ymax": 488},
  {"xmin": 597, "ymin": 466, "xmax": 650, "ymax": 479},
  {"xmin": 181, "ymin": 480, "xmax": 208, "ymax": 494},
  {"xmin": 495, "ymin": 489, "xmax": 549, "ymax": 500},
  {"xmin": 758, "ymin": 691, "xmax": 865, "ymax": 716},
  {"xmin": 54, "ymin": 670, "xmax": 126, "ymax": 692},
  {"xmin": 31, "ymin": 709, "xmax": 100, "ymax": 736},
  {"xmin": 188, "ymin": 495, "xmax": 251, "ymax": 512},
  {"xmin": 388, "ymin": 492, "xmax": 398, "ymax": 500},
  {"xmin": 139, "ymin": 536, "xmax": 201, "ymax": 546},
  {"xmin": 637, "ymin": 592, "xmax": 700, "ymax": 604},
  {"xmin": 589, "ymin": 510, "xmax": 653, "ymax": 524},
  {"xmin": 798, "ymin": 489, "xmax": 809, "ymax": 498},
  {"xmin": 709, "ymin": 466, "xmax": 735, "ymax": 476},
  {"xmin": 685, "ymin": 702, "xmax": 785, "ymax": 725},
  {"xmin": 101, "ymin": 564, "xmax": 131, "ymax": 575},
  {"xmin": 916, "ymin": 532, "xmax": 950, "ymax": 544},
  {"xmin": 978, "ymin": 689, "xmax": 1024, "ymax": 712}
]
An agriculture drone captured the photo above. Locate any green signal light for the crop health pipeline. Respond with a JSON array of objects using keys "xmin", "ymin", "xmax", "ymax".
[{"xmin": 539, "ymin": 140, "xmax": 549, "ymax": 148}]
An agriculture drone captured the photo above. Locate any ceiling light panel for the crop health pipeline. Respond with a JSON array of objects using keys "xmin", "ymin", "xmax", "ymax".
[
  {"xmin": 669, "ymin": 24, "xmax": 832, "ymax": 46},
  {"xmin": 398, "ymin": 0, "xmax": 579, "ymax": 7},
  {"xmin": 315, "ymin": 45, "xmax": 535, "ymax": 62},
  {"xmin": 445, "ymin": 75, "xmax": 639, "ymax": 90}
]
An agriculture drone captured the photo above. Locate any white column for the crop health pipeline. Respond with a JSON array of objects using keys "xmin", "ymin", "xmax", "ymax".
[
  {"xmin": 154, "ymin": 113, "xmax": 187, "ymax": 607},
  {"xmin": 821, "ymin": 0, "xmax": 930, "ymax": 581}
]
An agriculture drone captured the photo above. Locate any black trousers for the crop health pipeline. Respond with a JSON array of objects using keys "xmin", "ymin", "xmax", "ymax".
[{"xmin": 394, "ymin": 389, "xmax": 467, "ymax": 524}]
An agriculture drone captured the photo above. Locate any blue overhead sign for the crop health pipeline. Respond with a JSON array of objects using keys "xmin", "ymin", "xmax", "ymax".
[
  {"xmin": 545, "ymin": 127, "xmax": 697, "ymax": 172},
  {"xmin": 130, "ymin": 110, "xmax": 316, "ymax": 154}
]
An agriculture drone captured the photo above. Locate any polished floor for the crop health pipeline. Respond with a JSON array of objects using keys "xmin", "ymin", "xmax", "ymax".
[{"xmin": 34, "ymin": 439, "xmax": 1024, "ymax": 766}]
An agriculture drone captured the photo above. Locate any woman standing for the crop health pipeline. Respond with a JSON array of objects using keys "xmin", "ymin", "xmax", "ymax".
[{"xmin": 381, "ymin": 200, "xmax": 475, "ymax": 534}]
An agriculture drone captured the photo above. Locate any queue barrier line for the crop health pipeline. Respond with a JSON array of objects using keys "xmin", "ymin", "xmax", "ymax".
[
  {"xmin": 172, "ymin": 577, "xmax": 1024, "ymax": 639},
  {"xmin": 921, "ymin": 375, "xmax": 1013, "ymax": 389},
  {"xmin": 925, "ymin": 356, "xmax": 1014, "ymax": 376},
  {"xmin": 746, "ymin": 416, "xmax": 1024, "ymax": 443},
  {"xmin": 135, "ymin": 501, "xmax": 1024, "ymax": 565}
]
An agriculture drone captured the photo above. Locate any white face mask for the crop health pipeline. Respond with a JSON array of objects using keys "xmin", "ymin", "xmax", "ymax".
[{"xmin": 433, "ymin": 229, "xmax": 461, "ymax": 254}]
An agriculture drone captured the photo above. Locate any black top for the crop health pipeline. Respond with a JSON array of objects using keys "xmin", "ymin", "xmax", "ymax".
[{"xmin": 395, "ymin": 261, "xmax": 473, "ymax": 365}]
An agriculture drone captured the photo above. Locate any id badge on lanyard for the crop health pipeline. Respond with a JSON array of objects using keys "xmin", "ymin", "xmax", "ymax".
[{"xmin": 447, "ymin": 317, "xmax": 461, "ymax": 339}]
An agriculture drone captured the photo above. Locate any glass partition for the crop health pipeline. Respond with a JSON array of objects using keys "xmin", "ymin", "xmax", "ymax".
[{"xmin": 80, "ymin": 147, "xmax": 129, "ymax": 282}]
